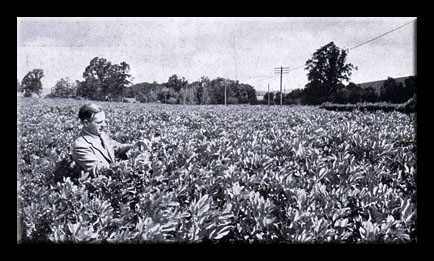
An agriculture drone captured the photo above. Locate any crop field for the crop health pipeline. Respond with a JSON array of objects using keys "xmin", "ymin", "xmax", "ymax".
[{"xmin": 17, "ymin": 97, "xmax": 416, "ymax": 243}]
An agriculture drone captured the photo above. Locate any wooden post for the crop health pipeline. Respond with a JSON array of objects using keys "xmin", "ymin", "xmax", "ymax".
[
  {"xmin": 280, "ymin": 66, "xmax": 283, "ymax": 106},
  {"xmin": 268, "ymin": 83, "xmax": 270, "ymax": 106},
  {"xmin": 274, "ymin": 66, "xmax": 289, "ymax": 106},
  {"xmin": 224, "ymin": 81, "xmax": 227, "ymax": 106}
]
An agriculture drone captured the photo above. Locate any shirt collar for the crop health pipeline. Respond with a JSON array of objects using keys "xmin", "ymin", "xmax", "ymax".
[{"xmin": 81, "ymin": 127, "xmax": 102, "ymax": 139}]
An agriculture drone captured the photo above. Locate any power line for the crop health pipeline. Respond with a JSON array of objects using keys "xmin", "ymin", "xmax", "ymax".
[
  {"xmin": 348, "ymin": 18, "xmax": 416, "ymax": 50},
  {"xmin": 248, "ymin": 75, "xmax": 278, "ymax": 79},
  {"xmin": 247, "ymin": 18, "xmax": 416, "ymax": 89},
  {"xmin": 287, "ymin": 65, "xmax": 305, "ymax": 73},
  {"xmin": 276, "ymin": 18, "xmax": 417, "ymax": 76},
  {"xmin": 250, "ymin": 74, "xmax": 279, "ymax": 84}
]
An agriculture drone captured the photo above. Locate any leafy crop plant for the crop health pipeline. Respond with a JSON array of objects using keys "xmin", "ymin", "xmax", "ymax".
[{"xmin": 18, "ymin": 99, "xmax": 416, "ymax": 243}]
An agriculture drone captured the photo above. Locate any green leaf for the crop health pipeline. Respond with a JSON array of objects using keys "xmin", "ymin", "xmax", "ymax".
[{"xmin": 401, "ymin": 199, "xmax": 414, "ymax": 224}]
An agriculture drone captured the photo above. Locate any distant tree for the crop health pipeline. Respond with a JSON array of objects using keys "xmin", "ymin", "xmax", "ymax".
[
  {"xmin": 21, "ymin": 69, "xmax": 44, "ymax": 96},
  {"xmin": 128, "ymin": 75, "xmax": 256, "ymax": 105},
  {"xmin": 237, "ymin": 82, "xmax": 257, "ymax": 104},
  {"xmin": 80, "ymin": 57, "xmax": 132, "ymax": 100},
  {"xmin": 304, "ymin": 42, "xmax": 357, "ymax": 104},
  {"xmin": 49, "ymin": 77, "xmax": 77, "ymax": 98},
  {"xmin": 284, "ymin": 88, "xmax": 303, "ymax": 104},
  {"xmin": 166, "ymin": 74, "xmax": 188, "ymax": 93},
  {"xmin": 230, "ymin": 81, "xmax": 242, "ymax": 104},
  {"xmin": 149, "ymin": 90, "xmax": 158, "ymax": 102},
  {"xmin": 245, "ymin": 84, "xmax": 257, "ymax": 104},
  {"xmin": 403, "ymin": 76, "xmax": 416, "ymax": 101},
  {"xmin": 168, "ymin": 88, "xmax": 179, "ymax": 103},
  {"xmin": 197, "ymin": 77, "xmax": 211, "ymax": 104},
  {"xmin": 380, "ymin": 77, "xmax": 406, "ymax": 103},
  {"xmin": 346, "ymin": 83, "xmax": 365, "ymax": 104},
  {"xmin": 211, "ymin": 78, "xmax": 232, "ymax": 104},
  {"xmin": 207, "ymin": 78, "xmax": 224, "ymax": 104},
  {"xmin": 328, "ymin": 82, "xmax": 378, "ymax": 104},
  {"xmin": 360, "ymin": 86, "xmax": 378, "ymax": 103},
  {"xmin": 127, "ymin": 81, "xmax": 162, "ymax": 100},
  {"xmin": 105, "ymin": 62, "xmax": 132, "ymax": 99},
  {"xmin": 301, "ymin": 81, "xmax": 329, "ymax": 105},
  {"xmin": 179, "ymin": 86, "xmax": 197, "ymax": 104},
  {"xmin": 80, "ymin": 58, "xmax": 109, "ymax": 100},
  {"xmin": 287, "ymin": 88, "xmax": 303, "ymax": 99},
  {"xmin": 263, "ymin": 92, "xmax": 275, "ymax": 103},
  {"xmin": 76, "ymin": 79, "xmax": 97, "ymax": 100},
  {"xmin": 158, "ymin": 87, "xmax": 170, "ymax": 103},
  {"xmin": 136, "ymin": 91, "xmax": 147, "ymax": 103},
  {"xmin": 123, "ymin": 86, "xmax": 134, "ymax": 98}
]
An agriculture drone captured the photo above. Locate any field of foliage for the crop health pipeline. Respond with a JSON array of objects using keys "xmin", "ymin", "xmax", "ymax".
[{"xmin": 17, "ymin": 98, "xmax": 416, "ymax": 243}]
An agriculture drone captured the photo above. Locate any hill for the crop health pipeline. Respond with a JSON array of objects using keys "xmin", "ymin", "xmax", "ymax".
[{"xmin": 357, "ymin": 75, "xmax": 413, "ymax": 95}]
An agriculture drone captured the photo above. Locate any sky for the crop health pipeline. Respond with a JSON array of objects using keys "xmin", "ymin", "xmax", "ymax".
[{"xmin": 17, "ymin": 17, "xmax": 416, "ymax": 93}]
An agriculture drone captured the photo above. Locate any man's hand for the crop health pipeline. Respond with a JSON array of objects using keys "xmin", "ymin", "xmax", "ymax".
[
  {"xmin": 116, "ymin": 143, "xmax": 133, "ymax": 152},
  {"xmin": 123, "ymin": 143, "xmax": 134, "ymax": 150},
  {"xmin": 114, "ymin": 143, "xmax": 134, "ymax": 160}
]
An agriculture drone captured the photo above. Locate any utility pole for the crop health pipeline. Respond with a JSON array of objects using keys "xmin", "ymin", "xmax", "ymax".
[
  {"xmin": 268, "ymin": 83, "xmax": 270, "ymax": 106},
  {"xmin": 274, "ymin": 66, "xmax": 289, "ymax": 105},
  {"xmin": 224, "ymin": 81, "xmax": 227, "ymax": 106}
]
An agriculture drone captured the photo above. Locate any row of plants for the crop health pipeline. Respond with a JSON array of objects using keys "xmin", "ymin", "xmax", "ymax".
[{"xmin": 18, "ymin": 98, "xmax": 416, "ymax": 243}]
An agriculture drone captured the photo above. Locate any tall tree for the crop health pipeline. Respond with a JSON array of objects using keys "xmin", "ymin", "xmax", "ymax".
[
  {"xmin": 179, "ymin": 86, "xmax": 197, "ymax": 104},
  {"xmin": 21, "ymin": 69, "xmax": 44, "ymax": 95},
  {"xmin": 166, "ymin": 74, "xmax": 188, "ymax": 93},
  {"xmin": 105, "ymin": 62, "xmax": 132, "ymax": 99},
  {"xmin": 243, "ymin": 83, "xmax": 257, "ymax": 104},
  {"xmin": 304, "ymin": 42, "xmax": 357, "ymax": 104},
  {"xmin": 209, "ymin": 78, "xmax": 227, "ymax": 104},
  {"xmin": 80, "ymin": 57, "xmax": 131, "ymax": 100},
  {"xmin": 49, "ymin": 77, "xmax": 77, "ymax": 98},
  {"xmin": 197, "ymin": 77, "xmax": 211, "ymax": 104},
  {"xmin": 81, "ymin": 57, "xmax": 111, "ymax": 100}
]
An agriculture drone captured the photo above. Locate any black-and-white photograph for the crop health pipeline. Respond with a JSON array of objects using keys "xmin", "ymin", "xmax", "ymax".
[{"xmin": 17, "ymin": 17, "xmax": 416, "ymax": 244}]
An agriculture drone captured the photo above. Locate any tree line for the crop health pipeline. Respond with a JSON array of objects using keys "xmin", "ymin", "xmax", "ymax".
[
  {"xmin": 18, "ymin": 57, "xmax": 258, "ymax": 105},
  {"xmin": 125, "ymin": 75, "xmax": 258, "ymax": 105},
  {"xmin": 262, "ymin": 75, "xmax": 416, "ymax": 106},
  {"xmin": 261, "ymin": 42, "xmax": 416, "ymax": 105},
  {"xmin": 18, "ymin": 41, "xmax": 415, "ymax": 105}
]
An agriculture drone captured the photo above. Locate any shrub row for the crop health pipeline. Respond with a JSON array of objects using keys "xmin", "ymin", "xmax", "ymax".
[{"xmin": 320, "ymin": 96, "xmax": 416, "ymax": 114}]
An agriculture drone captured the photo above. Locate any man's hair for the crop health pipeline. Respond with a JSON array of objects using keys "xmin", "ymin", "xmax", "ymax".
[{"xmin": 78, "ymin": 103, "xmax": 103, "ymax": 122}]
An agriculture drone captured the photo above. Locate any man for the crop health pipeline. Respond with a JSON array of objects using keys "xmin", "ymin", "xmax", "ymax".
[{"xmin": 72, "ymin": 103, "xmax": 133, "ymax": 176}]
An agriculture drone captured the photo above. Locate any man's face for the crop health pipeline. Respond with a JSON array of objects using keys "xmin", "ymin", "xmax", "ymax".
[{"xmin": 83, "ymin": 111, "xmax": 106, "ymax": 136}]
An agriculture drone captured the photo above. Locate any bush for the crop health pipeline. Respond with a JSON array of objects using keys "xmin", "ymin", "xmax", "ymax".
[
  {"xmin": 167, "ymin": 97, "xmax": 178, "ymax": 104},
  {"xmin": 320, "ymin": 97, "xmax": 416, "ymax": 114}
]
